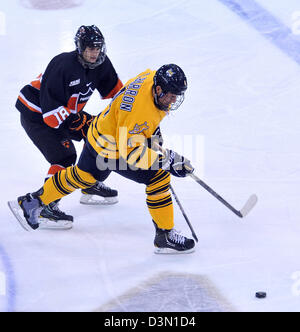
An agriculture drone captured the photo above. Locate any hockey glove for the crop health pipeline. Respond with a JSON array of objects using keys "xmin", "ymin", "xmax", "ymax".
[
  {"xmin": 160, "ymin": 149, "xmax": 194, "ymax": 177},
  {"xmin": 69, "ymin": 111, "xmax": 95, "ymax": 139}
]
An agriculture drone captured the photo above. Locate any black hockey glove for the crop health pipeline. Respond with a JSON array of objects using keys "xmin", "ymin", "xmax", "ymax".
[
  {"xmin": 160, "ymin": 149, "xmax": 194, "ymax": 177},
  {"xmin": 69, "ymin": 111, "xmax": 95, "ymax": 140}
]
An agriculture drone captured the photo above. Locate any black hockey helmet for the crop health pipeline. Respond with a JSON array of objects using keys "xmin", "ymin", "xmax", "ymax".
[
  {"xmin": 153, "ymin": 64, "xmax": 187, "ymax": 111},
  {"xmin": 74, "ymin": 25, "xmax": 106, "ymax": 68}
]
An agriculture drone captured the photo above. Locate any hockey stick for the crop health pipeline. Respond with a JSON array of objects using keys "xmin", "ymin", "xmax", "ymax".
[
  {"xmin": 169, "ymin": 184, "xmax": 198, "ymax": 242},
  {"xmin": 154, "ymin": 142, "xmax": 258, "ymax": 218},
  {"xmin": 188, "ymin": 173, "xmax": 258, "ymax": 218}
]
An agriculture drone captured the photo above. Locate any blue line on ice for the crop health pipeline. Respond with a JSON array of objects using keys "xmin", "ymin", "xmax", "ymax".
[
  {"xmin": 0, "ymin": 244, "xmax": 16, "ymax": 312},
  {"xmin": 218, "ymin": 0, "xmax": 300, "ymax": 65}
]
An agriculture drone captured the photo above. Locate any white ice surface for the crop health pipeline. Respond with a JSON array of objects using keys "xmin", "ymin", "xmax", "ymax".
[{"xmin": 1, "ymin": 0, "xmax": 300, "ymax": 311}]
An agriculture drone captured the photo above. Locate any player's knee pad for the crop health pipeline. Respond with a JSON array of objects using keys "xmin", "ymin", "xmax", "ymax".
[
  {"xmin": 146, "ymin": 170, "xmax": 170, "ymax": 196},
  {"xmin": 65, "ymin": 165, "xmax": 97, "ymax": 190}
]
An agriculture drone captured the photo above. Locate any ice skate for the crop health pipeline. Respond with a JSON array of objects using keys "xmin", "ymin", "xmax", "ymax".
[
  {"xmin": 80, "ymin": 181, "xmax": 118, "ymax": 205},
  {"xmin": 8, "ymin": 193, "xmax": 43, "ymax": 231},
  {"xmin": 39, "ymin": 201, "xmax": 73, "ymax": 230},
  {"xmin": 154, "ymin": 227, "xmax": 195, "ymax": 254},
  {"xmin": 8, "ymin": 195, "xmax": 73, "ymax": 231}
]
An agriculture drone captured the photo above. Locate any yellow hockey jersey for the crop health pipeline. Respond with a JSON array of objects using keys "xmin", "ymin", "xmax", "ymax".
[{"xmin": 87, "ymin": 69, "xmax": 167, "ymax": 169}]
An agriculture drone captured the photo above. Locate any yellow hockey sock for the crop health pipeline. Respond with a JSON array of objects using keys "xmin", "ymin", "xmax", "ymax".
[
  {"xmin": 146, "ymin": 170, "xmax": 173, "ymax": 230},
  {"xmin": 39, "ymin": 166, "xmax": 97, "ymax": 205},
  {"xmin": 146, "ymin": 192, "xmax": 174, "ymax": 230}
]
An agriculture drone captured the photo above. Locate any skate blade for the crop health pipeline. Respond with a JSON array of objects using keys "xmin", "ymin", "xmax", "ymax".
[
  {"xmin": 7, "ymin": 200, "xmax": 34, "ymax": 232},
  {"xmin": 38, "ymin": 217, "xmax": 73, "ymax": 230},
  {"xmin": 80, "ymin": 194, "xmax": 118, "ymax": 206},
  {"xmin": 154, "ymin": 247, "xmax": 195, "ymax": 255}
]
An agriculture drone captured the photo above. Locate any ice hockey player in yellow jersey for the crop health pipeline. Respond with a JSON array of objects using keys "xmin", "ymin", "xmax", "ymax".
[
  {"xmin": 87, "ymin": 68, "xmax": 167, "ymax": 168},
  {"xmin": 9, "ymin": 64, "xmax": 196, "ymax": 254}
]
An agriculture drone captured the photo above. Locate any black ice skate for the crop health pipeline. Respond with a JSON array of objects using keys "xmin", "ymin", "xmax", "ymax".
[
  {"xmin": 8, "ymin": 195, "xmax": 73, "ymax": 231},
  {"xmin": 39, "ymin": 201, "xmax": 73, "ymax": 230},
  {"xmin": 8, "ymin": 193, "xmax": 43, "ymax": 231},
  {"xmin": 80, "ymin": 181, "xmax": 118, "ymax": 205},
  {"xmin": 154, "ymin": 226, "xmax": 195, "ymax": 254}
]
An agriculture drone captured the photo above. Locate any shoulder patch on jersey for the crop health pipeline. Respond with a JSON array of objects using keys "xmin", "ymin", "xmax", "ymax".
[
  {"xmin": 129, "ymin": 121, "xmax": 149, "ymax": 135},
  {"xmin": 69, "ymin": 79, "xmax": 80, "ymax": 87}
]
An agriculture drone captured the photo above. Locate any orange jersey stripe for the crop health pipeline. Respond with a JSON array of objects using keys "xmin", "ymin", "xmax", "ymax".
[
  {"xmin": 43, "ymin": 107, "xmax": 71, "ymax": 128},
  {"xmin": 30, "ymin": 73, "xmax": 42, "ymax": 90},
  {"xmin": 102, "ymin": 78, "xmax": 123, "ymax": 99},
  {"xmin": 44, "ymin": 114, "xmax": 60, "ymax": 128}
]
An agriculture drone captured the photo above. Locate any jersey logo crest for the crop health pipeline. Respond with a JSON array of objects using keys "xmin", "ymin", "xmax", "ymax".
[
  {"xmin": 129, "ymin": 122, "xmax": 149, "ymax": 135},
  {"xmin": 61, "ymin": 139, "xmax": 71, "ymax": 149},
  {"xmin": 69, "ymin": 79, "xmax": 80, "ymax": 87}
]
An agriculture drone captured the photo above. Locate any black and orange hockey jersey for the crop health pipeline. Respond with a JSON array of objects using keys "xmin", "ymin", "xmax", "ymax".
[
  {"xmin": 87, "ymin": 69, "xmax": 167, "ymax": 170},
  {"xmin": 16, "ymin": 50, "xmax": 122, "ymax": 129}
]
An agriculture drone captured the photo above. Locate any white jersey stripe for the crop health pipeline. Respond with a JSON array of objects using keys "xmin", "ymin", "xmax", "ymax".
[{"xmin": 19, "ymin": 92, "xmax": 42, "ymax": 113}]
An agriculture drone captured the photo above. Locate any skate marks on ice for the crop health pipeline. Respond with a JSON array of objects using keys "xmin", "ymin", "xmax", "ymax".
[
  {"xmin": 96, "ymin": 272, "xmax": 235, "ymax": 312},
  {"xmin": 19, "ymin": 0, "xmax": 85, "ymax": 10}
]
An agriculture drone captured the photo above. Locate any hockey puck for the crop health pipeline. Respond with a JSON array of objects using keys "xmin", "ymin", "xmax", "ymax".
[{"xmin": 255, "ymin": 291, "xmax": 267, "ymax": 298}]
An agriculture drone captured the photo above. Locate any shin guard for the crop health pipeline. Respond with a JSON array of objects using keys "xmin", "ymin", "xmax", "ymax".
[
  {"xmin": 146, "ymin": 170, "xmax": 174, "ymax": 230},
  {"xmin": 39, "ymin": 165, "xmax": 97, "ymax": 205}
]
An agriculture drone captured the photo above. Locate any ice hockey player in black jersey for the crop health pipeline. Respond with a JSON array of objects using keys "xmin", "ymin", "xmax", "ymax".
[{"xmin": 15, "ymin": 25, "xmax": 123, "ymax": 229}]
